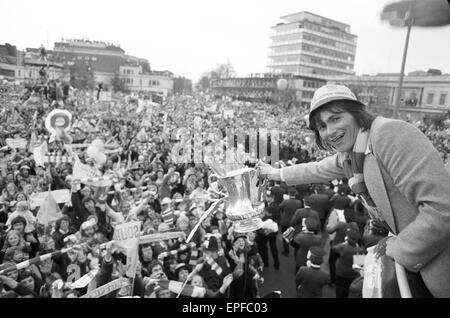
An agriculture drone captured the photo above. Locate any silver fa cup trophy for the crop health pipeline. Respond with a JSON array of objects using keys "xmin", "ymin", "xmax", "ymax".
[{"xmin": 209, "ymin": 167, "xmax": 266, "ymax": 233}]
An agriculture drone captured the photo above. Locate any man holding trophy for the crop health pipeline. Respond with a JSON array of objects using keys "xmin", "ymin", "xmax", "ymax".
[{"xmin": 256, "ymin": 84, "xmax": 450, "ymax": 298}]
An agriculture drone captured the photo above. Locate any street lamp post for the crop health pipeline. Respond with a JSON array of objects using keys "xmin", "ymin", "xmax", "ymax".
[
  {"xmin": 393, "ymin": 14, "xmax": 413, "ymax": 119},
  {"xmin": 382, "ymin": 0, "xmax": 450, "ymax": 119}
]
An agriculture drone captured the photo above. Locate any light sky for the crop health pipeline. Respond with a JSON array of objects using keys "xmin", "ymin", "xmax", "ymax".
[{"xmin": 1, "ymin": 0, "xmax": 450, "ymax": 81}]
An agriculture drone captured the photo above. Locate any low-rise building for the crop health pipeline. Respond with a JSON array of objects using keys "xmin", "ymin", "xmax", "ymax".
[
  {"xmin": 210, "ymin": 74, "xmax": 326, "ymax": 106},
  {"xmin": 1, "ymin": 40, "xmax": 175, "ymax": 94},
  {"xmin": 326, "ymin": 73, "xmax": 450, "ymax": 118}
]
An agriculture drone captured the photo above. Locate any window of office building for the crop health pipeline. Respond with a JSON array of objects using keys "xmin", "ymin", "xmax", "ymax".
[
  {"xmin": 301, "ymin": 43, "xmax": 354, "ymax": 61},
  {"xmin": 303, "ymin": 21, "xmax": 356, "ymax": 43},
  {"xmin": 271, "ymin": 43, "xmax": 302, "ymax": 54},
  {"xmin": 427, "ymin": 93, "xmax": 434, "ymax": 105},
  {"xmin": 439, "ymin": 93, "xmax": 447, "ymax": 106},
  {"xmin": 272, "ymin": 55, "xmax": 300, "ymax": 63},
  {"xmin": 302, "ymin": 91, "xmax": 314, "ymax": 99},
  {"xmin": 303, "ymin": 80, "xmax": 322, "ymax": 89},
  {"xmin": 300, "ymin": 54, "xmax": 351, "ymax": 70},
  {"xmin": 277, "ymin": 66, "xmax": 298, "ymax": 74},
  {"xmin": 271, "ymin": 33, "xmax": 303, "ymax": 43}
]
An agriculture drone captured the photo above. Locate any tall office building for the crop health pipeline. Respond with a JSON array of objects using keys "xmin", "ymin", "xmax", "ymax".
[{"xmin": 267, "ymin": 11, "xmax": 357, "ymax": 77}]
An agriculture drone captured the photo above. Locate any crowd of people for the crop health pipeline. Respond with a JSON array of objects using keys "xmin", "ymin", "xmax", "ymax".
[{"xmin": 0, "ymin": 75, "xmax": 449, "ymax": 298}]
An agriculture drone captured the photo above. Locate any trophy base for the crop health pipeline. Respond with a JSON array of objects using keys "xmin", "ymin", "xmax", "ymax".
[
  {"xmin": 226, "ymin": 202, "xmax": 265, "ymax": 233},
  {"xmin": 226, "ymin": 202, "xmax": 265, "ymax": 221},
  {"xmin": 232, "ymin": 217, "xmax": 264, "ymax": 233}
]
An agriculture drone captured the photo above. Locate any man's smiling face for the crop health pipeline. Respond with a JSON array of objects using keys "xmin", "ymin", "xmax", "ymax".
[{"xmin": 318, "ymin": 109, "xmax": 360, "ymax": 153}]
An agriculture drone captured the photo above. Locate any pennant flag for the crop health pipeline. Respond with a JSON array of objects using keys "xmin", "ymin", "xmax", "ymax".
[
  {"xmin": 136, "ymin": 127, "xmax": 147, "ymax": 142},
  {"xmin": 33, "ymin": 141, "xmax": 48, "ymax": 167},
  {"xmin": 28, "ymin": 131, "xmax": 37, "ymax": 153},
  {"xmin": 36, "ymin": 189, "xmax": 63, "ymax": 226}
]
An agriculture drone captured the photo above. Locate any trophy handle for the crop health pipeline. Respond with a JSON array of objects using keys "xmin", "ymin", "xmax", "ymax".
[{"xmin": 208, "ymin": 173, "xmax": 223, "ymax": 196}]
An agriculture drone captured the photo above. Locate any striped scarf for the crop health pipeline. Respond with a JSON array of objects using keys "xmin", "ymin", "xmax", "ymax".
[
  {"xmin": 0, "ymin": 248, "xmax": 67, "ymax": 274},
  {"xmin": 157, "ymin": 242, "xmax": 196, "ymax": 261},
  {"xmin": 341, "ymin": 129, "xmax": 370, "ymax": 195},
  {"xmin": 189, "ymin": 246, "xmax": 202, "ymax": 267},
  {"xmin": 340, "ymin": 129, "xmax": 392, "ymax": 233},
  {"xmin": 204, "ymin": 256, "xmax": 223, "ymax": 276},
  {"xmin": 161, "ymin": 209, "xmax": 174, "ymax": 225}
]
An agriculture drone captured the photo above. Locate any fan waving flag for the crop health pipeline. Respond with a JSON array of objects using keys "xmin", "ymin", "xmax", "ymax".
[{"xmin": 381, "ymin": 0, "xmax": 450, "ymax": 27}]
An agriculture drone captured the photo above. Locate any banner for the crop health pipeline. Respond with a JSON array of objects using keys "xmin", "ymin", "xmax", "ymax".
[
  {"xmin": 73, "ymin": 155, "xmax": 102, "ymax": 180},
  {"xmin": 6, "ymin": 138, "xmax": 27, "ymax": 149},
  {"xmin": 99, "ymin": 91, "xmax": 112, "ymax": 102},
  {"xmin": 223, "ymin": 109, "xmax": 234, "ymax": 119},
  {"xmin": 204, "ymin": 103, "xmax": 217, "ymax": 113},
  {"xmin": 362, "ymin": 246, "xmax": 382, "ymax": 298},
  {"xmin": 80, "ymin": 277, "xmax": 129, "ymax": 298},
  {"xmin": 30, "ymin": 189, "xmax": 71, "ymax": 208},
  {"xmin": 113, "ymin": 221, "xmax": 141, "ymax": 278}
]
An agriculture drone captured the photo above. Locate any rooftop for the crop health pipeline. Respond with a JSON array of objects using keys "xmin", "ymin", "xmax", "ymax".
[{"xmin": 280, "ymin": 11, "xmax": 350, "ymax": 29}]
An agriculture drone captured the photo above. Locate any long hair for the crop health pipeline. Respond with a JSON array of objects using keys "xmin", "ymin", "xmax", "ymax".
[
  {"xmin": 309, "ymin": 100, "xmax": 377, "ymax": 150},
  {"xmin": 1, "ymin": 229, "xmax": 27, "ymax": 252}
]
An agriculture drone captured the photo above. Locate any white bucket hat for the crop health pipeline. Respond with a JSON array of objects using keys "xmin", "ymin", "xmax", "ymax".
[{"xmin": 310, "ymin": 84, "xmax": 358, "ymax": 116}]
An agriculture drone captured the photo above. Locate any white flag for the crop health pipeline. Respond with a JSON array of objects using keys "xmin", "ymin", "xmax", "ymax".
[
  {"xmin": 36, "ymin": 190, "xmax": 63, "ymax": 226},
  {"xmin": 33, "ymin": 141, "xmax": 48, "ymax": 167}
]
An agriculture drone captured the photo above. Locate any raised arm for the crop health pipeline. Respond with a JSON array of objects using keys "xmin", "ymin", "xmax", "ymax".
[{"xmin": 257, "ymin": 154, "xmax": 346, "ymax": 186}]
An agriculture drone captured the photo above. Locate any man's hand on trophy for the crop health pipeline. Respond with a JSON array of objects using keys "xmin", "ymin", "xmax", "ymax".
[{"xmin": 255, "ymin": 160, "xmax": 281, "ymax": 181}]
